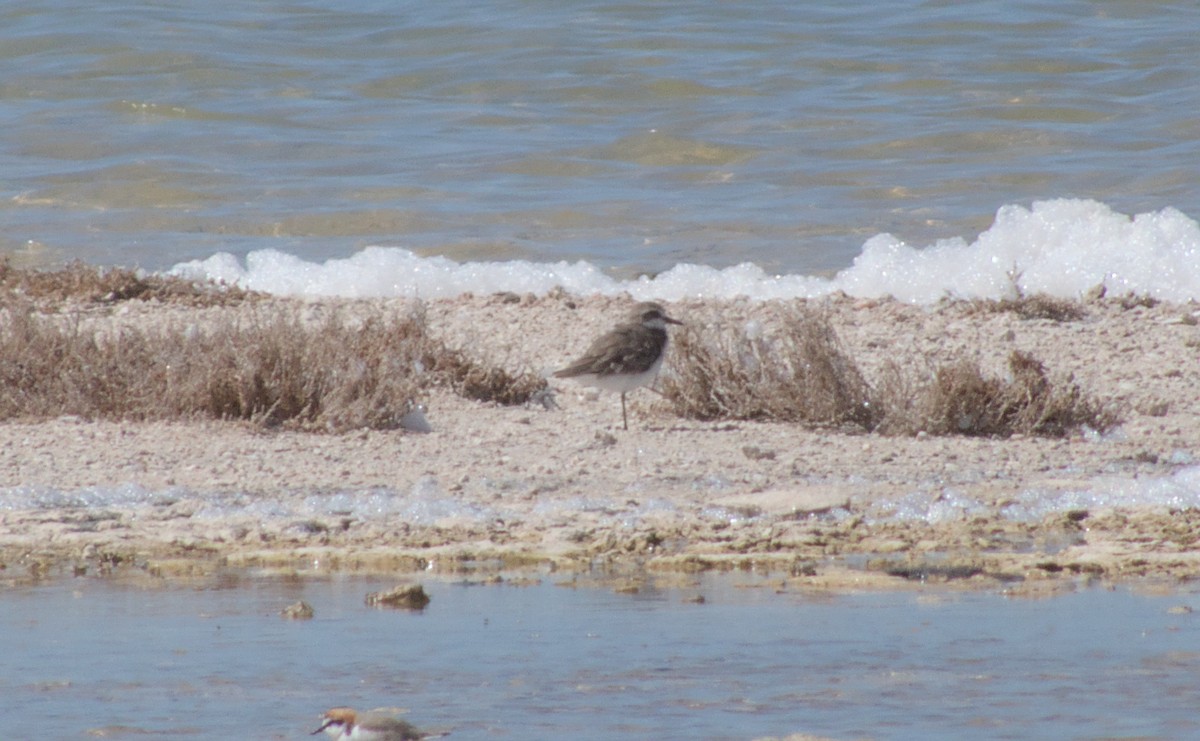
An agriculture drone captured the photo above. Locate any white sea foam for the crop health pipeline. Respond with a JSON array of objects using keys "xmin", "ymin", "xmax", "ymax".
[
  {"xmin": 999, "ymin": 463, "xmax": 1200, "ymax": 522},
  {"xmin": 0, "ymin": 482, "xmax": 181, "ymax": 511},
  {"xmin": 859, "ymin": 463, "xmax": 1200, "ymax": 525},
  {"xmin": 169, "ymin": 199, "xmax": 1200, "ymax": 304},
  {"xmin": 7, "ymin": 463, "xmax": 1200, "ymax": 527}
]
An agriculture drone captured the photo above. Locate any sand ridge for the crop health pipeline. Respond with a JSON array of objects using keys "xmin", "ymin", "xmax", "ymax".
[{"xmin": 2, "ymin": 292, "xmax": 1199, "ymax": 592}]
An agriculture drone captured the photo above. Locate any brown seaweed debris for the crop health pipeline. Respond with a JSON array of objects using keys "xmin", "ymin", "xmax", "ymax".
[
  {"xmin": 364, "ymin": 584, "xmax": 431, "ymax": 610},
  {"xmin": 280, "ymin": 600, "xmax": 315, "ymax": 620}
]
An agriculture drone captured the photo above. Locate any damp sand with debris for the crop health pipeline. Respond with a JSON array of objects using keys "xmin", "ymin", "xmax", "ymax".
[{"xmin": 2, "ymin": 291, "xmax": 1200, "ymax": 593}]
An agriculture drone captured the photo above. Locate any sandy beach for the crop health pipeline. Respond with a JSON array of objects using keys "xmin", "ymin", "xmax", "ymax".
[{"xmin": 2, "ymin": 291, "xmax": 1199, "ymax": 593}]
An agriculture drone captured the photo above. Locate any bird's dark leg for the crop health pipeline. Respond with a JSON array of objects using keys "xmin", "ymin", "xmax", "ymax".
[{"xmin": 621, "ymin": 392, "xmax": 628, "ymax": 430}]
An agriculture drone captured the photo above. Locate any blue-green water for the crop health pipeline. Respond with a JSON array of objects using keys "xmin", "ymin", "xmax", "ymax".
[
  {"xmin": 5, "ymin": 6, "xmax": 1200, "ymax": 736},
  {"xmin": 2, "ymin": 573, "xmax": 1198, "ymax": 740},
  {"xmin": 3, "ymin": 1, "xmax": 1198, "ymax": 278}
]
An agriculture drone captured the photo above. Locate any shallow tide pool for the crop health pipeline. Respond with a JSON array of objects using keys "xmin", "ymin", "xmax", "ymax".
[{"xmin": 2, "ymin": 571, "xmax": 1198, "ymax": 740}]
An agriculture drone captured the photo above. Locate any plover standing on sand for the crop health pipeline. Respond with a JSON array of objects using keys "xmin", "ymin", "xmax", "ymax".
[
  {"xmin": 312, "ymin": 707, "xmax": 444, "ymax": 740},
  {"xmin": 554, "ymin": 301, "xmax": 683, "ymax": 430}
]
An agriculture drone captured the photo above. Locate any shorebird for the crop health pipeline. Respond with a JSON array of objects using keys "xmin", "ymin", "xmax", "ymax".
[
  {"xmin": 312, "ymin": 707, "xmax": 444, "ymax": 741},
  {"xmin": 554, "ymin": 301, "xmax": 683, "ymax": 429}
]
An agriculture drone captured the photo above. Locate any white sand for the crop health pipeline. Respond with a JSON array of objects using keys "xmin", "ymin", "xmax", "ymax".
[{"xmin": 2, "ymin": 292, "xmax": 1199, "ymax": 591}]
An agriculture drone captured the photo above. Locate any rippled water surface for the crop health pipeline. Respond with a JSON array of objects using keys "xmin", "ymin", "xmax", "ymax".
[
  {"xmin": 3, "ymin": 1, "xmax": 1198, "ymax": 274},
  {"xmin": 6, "ymin": 7, "xmax": 1200, "ymax": 736},
  {"xmin": 3, "ymin": 573, "xmax": 1199, "ymax": 740}
]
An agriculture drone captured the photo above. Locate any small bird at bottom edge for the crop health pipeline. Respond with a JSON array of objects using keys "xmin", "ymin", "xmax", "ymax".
[{"xmin": 312, "ymin": 707, "xmax": 447, "ymax": 741}]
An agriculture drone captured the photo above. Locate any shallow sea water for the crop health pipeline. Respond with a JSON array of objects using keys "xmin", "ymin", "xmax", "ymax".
[
  {"xmin": 3, "ymin": 572, "xmax": 1199, "ymax": 740},
  {"xmin": 5, "ymin": 4, "xmax": 1200, "ymax": 738},
  {"xmin": 4, "ymin": 1, "xmax": 1199, "ymax": 275}
]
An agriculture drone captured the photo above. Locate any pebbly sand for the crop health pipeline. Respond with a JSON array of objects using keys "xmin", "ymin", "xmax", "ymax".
[{"xmin": 2, "ymin": 292, "xmax": 1200, "ymax": 594}]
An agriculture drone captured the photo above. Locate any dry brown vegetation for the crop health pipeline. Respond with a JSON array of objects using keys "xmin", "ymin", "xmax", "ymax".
[
  {"xmin": 959, "ymin": 271, "xmax": 1087, "ymax": 322},
  {"xmin": 663, "ymin": 305, "xmax": 1118, "ymax": 438},
  {"xmin": 872, "ymin": 350, "xmax": 1119, "ymax": 437},
  {"xmin": 0, "ymin": 259, "xmax": 257, "ymax": 308},
  {"xmin": 966, "ymin": 292, "xmax": 1087, "ymax": 322},
  {"xmin": 0, "ymin": 263, "xmax": 546, "ymax": 429},
  {"xmin": 661, "ymin": 310, "xmax": 878, "ymax": 430},
  {"xmin": 0, "ymin": 263, "xmax": 1117, "ymax": 438},
  {"xmin": 0, "ymin": 299, "xmax": 545, "ymax": 432}
]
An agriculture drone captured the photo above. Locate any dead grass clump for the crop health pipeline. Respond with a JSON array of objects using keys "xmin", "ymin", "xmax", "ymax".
[
  {"xmin": 0, "ymin": 259, "xmax": 257, "ymax": 308},
  {"xmin": 1003, "ymin": 351, "xmax": 1120, "ymax": 436},
  {"xmin": 663, "ymin": 307, "xmax": 878, "ymax": 429},
  {"xmin": 661, "ymin": 306, "xmax": 1114, "ymax": 439},
  {"xmin": 168, "ymin": 311, "xmax": 429, "ymax": 429},
  {"xmin": 969, "ymin": 293, "xmax": 1086, "ymax": 322},
  {"xmin": 961, "ymin": 269, "xmax": 1085, "ymax": 322},
  {"xmin": 1116, "ymin": 292, "xmax": 1159, "ymax": 310},
  {"xmin": 874, "ymin": 350, "xmax": 1118, "ymax": 438},
  {"xmin": 0, "ymin": 304, "xmax": 545, "ymax": 430},
  {"xmin": 0, "ymin": 311, "xmax": 165, "ymax": 420},
  {"xmin": 429, "ymin": 350, "xmax": 548, "ymax": 406}
]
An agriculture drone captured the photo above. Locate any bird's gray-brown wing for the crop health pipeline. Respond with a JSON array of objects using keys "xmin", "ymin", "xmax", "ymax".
[
  {"xmin": 354, "ymin": 713, "xmax": 426, "ymax": 741},
  {"xmin": 555, "ymin": 324, "xmax": 666, "ymax": 378}
]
